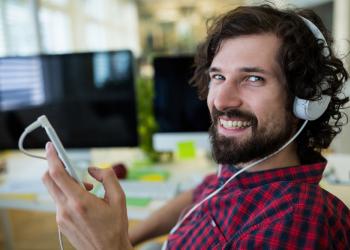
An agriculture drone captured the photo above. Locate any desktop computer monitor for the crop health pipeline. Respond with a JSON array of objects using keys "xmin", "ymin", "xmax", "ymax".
[
  {"xmin": 0, "ymin": 50, "xmax": 138, "ymax": 150},
  {"xmin": 152, "ymin": 55, "xmax": 211, "ymax": 152}
]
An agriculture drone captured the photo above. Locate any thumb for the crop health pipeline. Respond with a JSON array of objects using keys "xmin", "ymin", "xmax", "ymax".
[{"xmin": 88, "ymin": 167, "xmax": 125, "ymax": 206}]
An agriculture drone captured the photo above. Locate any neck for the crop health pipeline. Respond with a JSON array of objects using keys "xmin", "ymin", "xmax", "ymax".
[{"xmin": 236, "ymin": 142, "xmax": 300, "ymax": 172}]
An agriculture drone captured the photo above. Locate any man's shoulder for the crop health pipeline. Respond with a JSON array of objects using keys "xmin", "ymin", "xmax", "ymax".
[
  {"xmin": 237, "ymin": 182, "xmax": 350, "ymax": 244},
  {"xmin": 277, "ymin": 181, "xmax": 350, "ymax": 223},
  {"xmin": 228, "ymin": 182, "xmax": 350, "ymax": 250}
]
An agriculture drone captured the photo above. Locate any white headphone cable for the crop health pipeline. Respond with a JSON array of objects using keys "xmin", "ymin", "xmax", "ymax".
[
  {"xmin": 162, "ymin": 120, "xmax": 308, "ymax": 249},
  {"xmin": 18, "ymin": 128, "xmax": 65, "ymax": 250},
  {"xmin": 58, "ymin": 226, "xmax": 64, "ymax": 250},
  {"xmin": 18, "ymin": 129, "xmax": 46, "ymax": 160}
]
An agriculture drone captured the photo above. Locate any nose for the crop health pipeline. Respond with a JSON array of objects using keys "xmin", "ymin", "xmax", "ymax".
[{"xmin": 212, "ymin": 81, "xmax": 243, "ymax": 111}]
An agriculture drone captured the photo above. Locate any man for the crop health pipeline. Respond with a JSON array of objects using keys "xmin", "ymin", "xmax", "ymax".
[{"xmin": 43, "ymin": 4, "xmax": 350, "ymax": 250}]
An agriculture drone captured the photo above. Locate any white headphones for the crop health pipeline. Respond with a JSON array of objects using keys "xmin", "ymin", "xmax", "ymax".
[{"xmin": 293, "ymin": 16, "xmax": 331, "ymax": 121}]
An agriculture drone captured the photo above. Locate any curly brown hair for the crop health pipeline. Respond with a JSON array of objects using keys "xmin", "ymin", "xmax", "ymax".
[{"xmin": 191, "ymin": 4, "xmax": 349, "ymax": 163}]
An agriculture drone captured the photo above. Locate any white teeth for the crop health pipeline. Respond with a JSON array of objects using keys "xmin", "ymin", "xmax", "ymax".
[{"xmin": 219, "ymin": 119, "xmax": 251, "ymax": 129}]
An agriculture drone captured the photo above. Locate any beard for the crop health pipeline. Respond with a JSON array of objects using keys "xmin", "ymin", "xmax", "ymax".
[{"xmin": 209, "ymin": 107, "xmax": 294, "ymax": 165}]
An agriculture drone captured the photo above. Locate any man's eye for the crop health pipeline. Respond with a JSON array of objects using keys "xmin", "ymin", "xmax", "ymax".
[
  {"xmin": 211, "ymin": 74, "xmax": 225, "ymax": 81},
  {"xmin": 247, "ymin": 75, "xmax": 264, "ymax": 82}
]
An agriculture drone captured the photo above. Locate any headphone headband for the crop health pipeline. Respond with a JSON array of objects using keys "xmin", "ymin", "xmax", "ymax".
[
  {"xmin": 292, "ymin": 15, "xmax": 331, "ymax": 121},
  {"xmin": 299, "ymin": 15, "xmax": 330, "ymax": 57}
]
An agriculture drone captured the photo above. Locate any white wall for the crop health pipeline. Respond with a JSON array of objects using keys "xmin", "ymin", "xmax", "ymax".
[{"xmin": 330, "ymin": 0, "xmax": 350, "ymax": 153}]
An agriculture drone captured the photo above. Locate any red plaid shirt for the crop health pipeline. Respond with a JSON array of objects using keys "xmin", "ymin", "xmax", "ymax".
[{"xmin": 166, "ymin": 162, "xmax": 350, "ymax": 249}]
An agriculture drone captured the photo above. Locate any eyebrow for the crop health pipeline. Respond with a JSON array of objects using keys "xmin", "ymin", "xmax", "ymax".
[
  {"xmin": 208, "ymin": 66, "xmax": 270, "ymax": 75},
  {"xmin": 239, "ymin": 67, "xmax": 268, "ymax": 74}
]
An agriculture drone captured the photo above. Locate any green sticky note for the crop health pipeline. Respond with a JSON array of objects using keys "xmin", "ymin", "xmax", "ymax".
[
  {"xmin": 176, "ymin": 141, "xmax": 196, "ymax": 159},
  {"xmin": 126, "ymin": 197, "xmax": 151, "ymax": 207},
  {"xmin": 128, "ymin": 168, "xmax": 170, "ymax": 181}
]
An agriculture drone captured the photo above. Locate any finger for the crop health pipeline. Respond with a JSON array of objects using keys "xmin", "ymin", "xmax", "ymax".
[
  {"xmin": 42, "ymin": 170, "xmax": 67, "ymax": 204},
  {"xmin": 88, "ymin": 167, "xmax": 126, "ymax": 207},
  {"xmin": 45, "ymin": 142, "xmax": 83, "ymax": 198}
]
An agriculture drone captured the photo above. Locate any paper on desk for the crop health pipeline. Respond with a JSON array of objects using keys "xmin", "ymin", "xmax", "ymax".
[
  {"xmin": 6, "ymin": 154, "xmax": 47, "ymax": 181},
  {"xmin": 0, "ymin": 179, "xmax": 47, "ymax": 194},
  {"xmin": 0, "ymin": 154, "xmax": 48, "ymax": 196}
]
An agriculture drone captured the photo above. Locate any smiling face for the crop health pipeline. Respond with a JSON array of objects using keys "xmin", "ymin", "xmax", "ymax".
[{"xmin": 207, "ymin": 34, "xmax": 297, "ymax": 165}]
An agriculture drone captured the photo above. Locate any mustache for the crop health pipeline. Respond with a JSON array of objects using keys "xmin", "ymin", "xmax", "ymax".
[{"xmin": 211, "ymin": 107, "xmax": 258, "ymax": 126}]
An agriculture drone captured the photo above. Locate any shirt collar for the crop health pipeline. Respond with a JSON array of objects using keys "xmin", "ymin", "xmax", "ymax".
[{"xmin": 218, "ymin": 160, "xmax": 327, "ymax": 189}]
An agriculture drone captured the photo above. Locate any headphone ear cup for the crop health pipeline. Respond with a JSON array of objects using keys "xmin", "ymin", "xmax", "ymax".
[{"xmin": 293, "ymin": 95, "xmax": 331, "ymax": 120}]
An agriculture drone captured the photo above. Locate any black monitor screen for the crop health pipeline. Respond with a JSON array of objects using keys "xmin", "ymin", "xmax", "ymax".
[
  {"xmin": 153, "ymin": 56, "xmax": 211, "ymax": 133},
  {"xmin": 0, "ymin": 50, "xmax": 138, "ymax": 149}
]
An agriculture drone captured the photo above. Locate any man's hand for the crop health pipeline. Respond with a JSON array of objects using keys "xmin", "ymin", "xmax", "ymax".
[{"xmin": 42, "ymin": 142, "xmax": 132, "ymax": 250}]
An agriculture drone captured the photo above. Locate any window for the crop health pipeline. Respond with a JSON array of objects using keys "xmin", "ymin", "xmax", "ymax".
[
  {"xmin": 46, "ymin": 0, "xmax": 68, "ymax": 6},
  {"xmin": 39, "ymin": 8, "xmax": 72, "ymax": 53},
  {"xmin": 84, "ymin": 0, "xmax": 104, "ymax": 20},
  {"xmin": 85, "ymin": 22, "xmax": 106, "ymax": 51},
  {"xmin": 3, "ymin": 0, "xmax": 39, "ymax": 55},
  {"xmin": 0, "ymin": 4, "xmax": 6, "ymax": 56}
]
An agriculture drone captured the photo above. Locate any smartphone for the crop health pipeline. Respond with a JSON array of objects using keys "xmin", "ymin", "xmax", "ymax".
[{"xmin": 37, "ymin": 115, "xmax": 84, "ymax": 186}]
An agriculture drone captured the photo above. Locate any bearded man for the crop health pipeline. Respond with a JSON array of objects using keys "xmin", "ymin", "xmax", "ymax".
[{"xmin": 43, "ymin": 4, "xmax": 350, "ymax": 250}]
